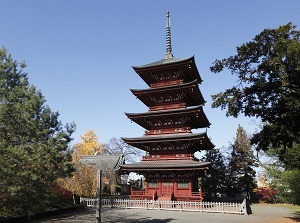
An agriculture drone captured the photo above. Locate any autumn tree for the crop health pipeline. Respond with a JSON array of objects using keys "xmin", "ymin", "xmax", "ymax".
[
  {"xmin": 58, "ymin": 130, "xmax": 104, "ymax": 197},
  {"xmin": 104, "ymin": 137, "xmax": 144, "ymax": 163},
  {"xmin": 0, "ymin": 47, "xmax": 75, "ymax": 216},
  {"xmin": 228, "ymin": 125, "xmax": 257, "ymax": 198},
  {"xmin": 210, "ymin": 23, "xmax": 300, "ymax": 169}
]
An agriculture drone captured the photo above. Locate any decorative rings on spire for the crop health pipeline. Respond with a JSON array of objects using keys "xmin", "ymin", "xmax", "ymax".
[{"xmin": 165, "ymin": 11, "xmax": 174, "ymax": 59}]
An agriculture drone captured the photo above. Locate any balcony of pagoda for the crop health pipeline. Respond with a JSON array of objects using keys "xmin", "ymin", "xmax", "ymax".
[
  {"xmin": 144, "ymin": 127, "xmax": 191, "ymax": 135},
  {"xmin": 142, "ymin": 153, "xmax": 194, "ymax": 161},
  {"xmin": 149, "ymin": 103, "xmax": 186, "ymax": 111},
  {"xmin": 150, "ymin": 79, "xmax": 183, "ymax": 88}
]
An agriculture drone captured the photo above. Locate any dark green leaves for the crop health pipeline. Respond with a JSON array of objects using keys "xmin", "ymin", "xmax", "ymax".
[
  {"xmin": 0, "ymin": 47, "xmax": 75, "ymax": 217},
  {"xmin": 229, "ymin": 126, "xmax": 257, "ymax": 196},
  {"xmin": 210, "ymin": 23, "xmax": 300, "ymax": 169}
]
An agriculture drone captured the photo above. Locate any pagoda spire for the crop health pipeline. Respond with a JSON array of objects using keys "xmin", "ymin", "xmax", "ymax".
[{"xmin": 165, "ymin": 11, "xmax": 174, "ymax": 59}]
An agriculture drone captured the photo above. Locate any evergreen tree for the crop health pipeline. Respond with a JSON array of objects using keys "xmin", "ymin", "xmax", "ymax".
[
  {"xmin": 0, "ymin": 47, "xmax": 75, "ymax": 216},
  {"xmin": 257, "ymin": 148, "xmax": 300, "ymax": 205},
  {"xmin": 266, "ymin": 163, "xmax": 300, "ymax": 205},
  {"xmin": 210, "ymin": 23, "xmax": 300, "ymax": 168},
  {"xmin": 201, "ymin": 149, "xmax": 227, "ymax": 197},
  {"xmin": 228, "ymin": 125, "xmax": 257, "ymax": 198}
]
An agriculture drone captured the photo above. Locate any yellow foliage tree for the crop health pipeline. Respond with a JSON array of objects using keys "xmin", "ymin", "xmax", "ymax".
[{"xmin": 58, "ymin": 130, "xmax": 104, "ymax": 197}]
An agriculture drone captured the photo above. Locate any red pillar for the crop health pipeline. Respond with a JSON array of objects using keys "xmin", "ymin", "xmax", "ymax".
[
  {"xmin": 158, "ymin": 181, "xmax": 162, "ymax": 196},
  {"xmin": 188, "ymin": 181, "xmax": 192, "ymax": 196}
]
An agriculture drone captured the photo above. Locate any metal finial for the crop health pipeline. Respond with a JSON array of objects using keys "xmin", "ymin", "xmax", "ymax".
[{"xmin": 165, "ymin": 11, "xmax": 173, "ymax": 59}]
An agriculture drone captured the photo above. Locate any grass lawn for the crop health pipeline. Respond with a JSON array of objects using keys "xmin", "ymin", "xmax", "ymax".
[{"xmin": 288, "ymin": 204, "xmax": 300, "ymax": 214}]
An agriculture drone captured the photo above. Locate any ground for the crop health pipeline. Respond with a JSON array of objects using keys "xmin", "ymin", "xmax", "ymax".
[{"xmin": 32, "ymin": 204, "xmax": 299, "ymax": 223}]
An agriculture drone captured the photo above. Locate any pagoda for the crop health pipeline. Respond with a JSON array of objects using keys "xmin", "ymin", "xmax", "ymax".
[{"xmin": 120, "ymin": 12, "xmax": 214, "ymax": 201}]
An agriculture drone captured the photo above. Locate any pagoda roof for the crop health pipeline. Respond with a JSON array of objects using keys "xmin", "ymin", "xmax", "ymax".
[
  {"xmin": 130, "ymin": 79, "xmax": 205, "ymax": 107},
  {"xmin": 121, "ymin": 132, "xmax": 214, "ymax": 151},
  {"xmin": 132, "ymin": 56, "xmax": 202, "ymax": 86},
  {"xmin": 120, "ymin": 159, "xmax": 211, "ymax": 171},
  {"xmin": 132, "ymin": 56, "xmax": 194, "ymax": 69},
  {"xmin": 125, "ymin": 105, "xmax": 211, "ymax": 129}
]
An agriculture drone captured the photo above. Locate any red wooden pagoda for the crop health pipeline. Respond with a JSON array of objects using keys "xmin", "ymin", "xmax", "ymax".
[{"xmin": 120, "ymin": 12, "xmax": 214, "ymax": 201}]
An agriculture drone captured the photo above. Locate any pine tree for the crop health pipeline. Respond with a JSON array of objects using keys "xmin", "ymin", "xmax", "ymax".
[
  {"xmin": 0, "ymin": 47, "xmax": 75, "ymax": 216},
  {"xmin": 228, "ymin": 125, "xmax": 257, "ymax": 198},
  {"xmin": 210, "ymin": 23, "xmax": 300, "ymax": 168},
  {"xmin": 201, "ymin": 149, "xmax": 227, "ymax": 198},
  {"xmin": 257, "ymin": 147, "xmax": 300, "ymax": 204}
]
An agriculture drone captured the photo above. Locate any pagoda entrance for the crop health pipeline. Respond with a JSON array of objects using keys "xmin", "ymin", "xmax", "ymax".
[{"xmin": 161, "ymin": 182, "xmax": 173, "ymax": 197}]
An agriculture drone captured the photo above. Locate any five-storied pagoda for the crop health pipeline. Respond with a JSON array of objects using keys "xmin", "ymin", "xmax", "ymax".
[{"xmin": 120, "ymin": 12, "xmax": 214, "ymax": 201}]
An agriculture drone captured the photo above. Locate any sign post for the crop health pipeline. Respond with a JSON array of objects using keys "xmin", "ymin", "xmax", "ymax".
[
  {"xmin": 80, "ymin": 155, "xmax": 115, "ymax": 223},
  {"xmin": 96, "ymin": 169, "xmax": 102, "ymax": 223},
  {"xmin": 80, "ymin": 155, "xmax": 124, "ymax": 223}
]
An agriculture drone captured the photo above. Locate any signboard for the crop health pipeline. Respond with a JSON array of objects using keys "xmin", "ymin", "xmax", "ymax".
[{"xmin": 79, "ymin": 155, "xmax": 124, "ymax": 223}]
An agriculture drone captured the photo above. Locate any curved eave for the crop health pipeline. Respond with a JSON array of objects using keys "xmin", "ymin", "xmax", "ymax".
[
  {"xmin": 121, "ymin": 132, "xmax": 215, "ymax": 151},
  {"xmin": 122, "ymin": 132, "xmax": 203, "ymax": 141},
  {"xmin": 130, "ymin": 79, "xmax": 206, "ymax": 107},
  {"xmin": 120, "ymin": 160, "xmax": 211, "ymax": 171},
  {"xmin": 132, "ymin": 56, "xmax": 195, "ymax": 69},
  {"xmin": 132, "ymin": 56, "xmax": 202, "ymax": 85},
  {"xmin": 125, "ymin": 105, "xmax": 206, "ymax": 117},
  {"xmin": 125, "ymin": 105, "xmax": 211, "ymax": 129}
]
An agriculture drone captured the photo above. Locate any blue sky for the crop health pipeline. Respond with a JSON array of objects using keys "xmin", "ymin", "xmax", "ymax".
[{"xmin": 1, "ymin": 1, "xmax": 300, "ymax": 155}]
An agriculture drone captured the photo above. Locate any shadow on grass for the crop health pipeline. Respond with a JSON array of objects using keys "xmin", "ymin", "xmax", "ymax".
[{"xmin": 288, "ymin": 212, "xmax": 300, "ymax": 222}]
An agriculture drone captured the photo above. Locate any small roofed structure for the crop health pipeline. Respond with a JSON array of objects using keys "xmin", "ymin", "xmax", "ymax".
[
  {"xmin": 80, "ymin": 155, "xmax": 125, "ymax": 171},
  {"xmin": 80, "ymin": 155, "xmax": 125, "ymax": 194}
]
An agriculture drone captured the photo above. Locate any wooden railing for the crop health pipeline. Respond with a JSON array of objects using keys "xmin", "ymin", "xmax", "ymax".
[
  {"xmin": 131, "ymin": 190, "xmax": 146, "ymax": 196},
  {"xmin": 149, "ymin": 103, "xmax": 186, "ymax": 111},
  {"xmin": 150, "ymin": 80, "xmax": 183, "ymax": 88},
  {"xmin": 80, "ymin": 197, "xmax": 247, "ymax": 215},
  {"xmin": 145, "ymin": 127, "xmax": 191, "ymax": 135},
  {"xmin": 143, "ymin": 154, "xmax": 194, "ymax": 160},
  {"xmin": 191, "ymin": 192, "xmax": 201, "ymax": 197}
]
